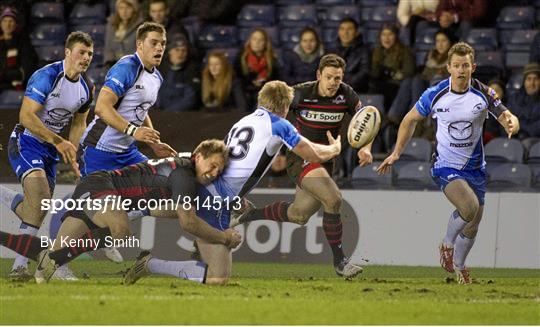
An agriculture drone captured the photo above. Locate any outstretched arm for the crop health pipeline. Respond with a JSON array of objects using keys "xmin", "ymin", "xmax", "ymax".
[
  {"xmin": 292, "ymin": 131, "xmax": 341, "ymax": 163},
  {"xmin": 497, "ymin": 110, "xmax": 520, "ymax": 138}
]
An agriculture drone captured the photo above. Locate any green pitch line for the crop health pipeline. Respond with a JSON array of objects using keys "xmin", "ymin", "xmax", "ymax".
[{"xmin": 0, "ymin": 259, "xmax": 538, "ymax": 325}]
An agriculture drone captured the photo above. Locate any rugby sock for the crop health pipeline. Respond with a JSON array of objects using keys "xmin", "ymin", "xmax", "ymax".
[
  {"xmin": 453, "ymin": 233, "xmax": 476, "ymax": 270},
  {"xmin": 0, "ymin": 186, "xmax": 23, "ymax": 214},
  {"xmin": 323, "ymin": 212, "xmax": 345, "ymax": 266},
  {"xmin": 443, "ymin": 210, "xmax": 468, "ymax": 246},
  {"xmin": 12, "ymin": 223, "xmax": 39, "ymax": 269},
  {"xmin": 127, "ymin": 208, "xmax": 151, "ymax": 221},
  {"xmin": 0, "ymin": 230, "xmax": 44, "ymax": 261},
  {"xmin": 242, "ymin": 201, "xmax": 290, "ymax": 223},
  {"xmin": 147, "ymin": 258, "xmax": 207, "ymax": 283},
  {"xmin": 48, "ymin": 227, "xmax": 111, "ymax": 266}
]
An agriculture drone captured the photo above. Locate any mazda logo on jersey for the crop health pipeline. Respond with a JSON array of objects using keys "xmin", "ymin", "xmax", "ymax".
[
  {"xmin": 133, "ymin": 192, "xmax": 360, "ymax": 264},
  {"xmin": 47, "ymin": 108, "xmax": 72, "ymax": 122},
  {"xmin": 299, "ymin": 110, "xmax": 344, "ymax": 123},
  {"xmin": 448, "ymin": 121, "xmax": 473, "ymax": 140},
  {"xmin": 134, "ymin": 102, "xmax": 153, "ymax": 123}
]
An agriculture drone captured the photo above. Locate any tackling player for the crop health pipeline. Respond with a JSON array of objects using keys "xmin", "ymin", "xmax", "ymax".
[
  {"xmin": 1, "ymin": 31, "xmax": 94, "ymax": 280},
  {"xmin": 123, "ymin": 80, "xmax": 344, "ymax": 285},
  {"xmin": 377, "ymin": 42, "xmax": 519, "ymax": 284},
  {"xmin": 229, "ymin": 54, "xmax": 370, "ymax": 277}
]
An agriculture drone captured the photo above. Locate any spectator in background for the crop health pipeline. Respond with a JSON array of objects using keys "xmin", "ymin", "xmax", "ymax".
[
  {"xmin": 506, "ymin": 63, "xmax": 540, "ymax": 139},
  {"xmin": 435, "ymin": 0, "xmax": 488, "ymax": 39},
  {"xmin": 483, "ymin": 78, "xmax": 506, "ymax": 143},
  {"xmin": 397, "ymin": 0, "xmax": 439, "ymax": 45},
  {"xmin": 282, "ymin": 27, "xmax": 324, "ymax": 86},
  {"xmin": 335, "ymin": 18, "xmax": 370, "ymax": 93},
  {"xmin": 203, "ymin": 51, "xmax": 246, "ymax": 112},
  {"xmin": 157, "ymin": 35, "xmax": 200, "ymax": 112},
  {"xmin": 369, "ymin": 24, "xmax": 415, "ymax": 113},
  {"xmin": 104, "ymin": 0, "xmax": 143, "ymax": 67},
  {"xmin": 236, "ymin": 28, "xmax": 278, "ymax": 111},
  {"xmin": 146, "ymin": 0, "xmax": 189, "ymax": 41},
  {"xmin": 0, "ymin": 7, "xmax": 37, "ymax": 91},
  {"xmin": 170, "ymin": 0, "xmax": 243, "ymax": 25},
  {"xmin": 530, "ymin": 32, "xmax": 540, "ymax": 64},
  {"xmin": 387, "ymin": 29, "xmax": 455, "ymax": 125}
]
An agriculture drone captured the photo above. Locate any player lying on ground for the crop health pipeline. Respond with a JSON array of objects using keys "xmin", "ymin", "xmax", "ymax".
[
  {"xmin": 376, "ymin": 42, "xmax": 519, "ymax": 284},
  {"xmin": 123, "ymin": 80, "xmax": 346, "ymax": 285},
  {"xmin": 0, "ymin": 31, "xmax": 95, "ymax": 281},
  {"xmin": 0, "ymin": 139, "xmax": 241, "ymax": 284},
  {"xmin": 229, "ymin": 54, "xmax": 372, "ymax": 277}
]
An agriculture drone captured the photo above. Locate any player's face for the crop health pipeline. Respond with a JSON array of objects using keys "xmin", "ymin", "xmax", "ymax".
[
  {"xmin": 1, "ymin": 17, "xmax": 16, "ymax": 36},
  {"xmin": 524, "ymin": 73, "xmax": 539, "ymax": 96},
  {"xmin": 208, "ymin": 56, "xmax": 223, "ymax": 77},
  {"xmin": 117, "ymin": 2, "xmax": 135, "ymax": 22},
  {"xmin": 447, "ymin": 54, "xmax": 476, "ymax": 88},
  {"xmin": 300, "ymin": 31, "xmax": 317, "ymax": 55},
  {"xmin": 149, "ymin": 2, "xmax": 168, "ymax": 24},
  {"xmin": 139, "ymin": 32, "xmax": 166, "ymax": 67},
  {"xmin": 249, "ymin": 31, "xmax": 266, "ymax": 54},
  {"xmin": 168, "ymin": 46, "xmax": 187, "ymax": 66},
  {"xmin": 195, "ymin": 153, "xmax": 225, "ymax": 185},
  {"xmin": 338, "ymin": 21, "xmax": 357, "ymax": 46},
  {"xmin": 317, "ymin": 66, "xmax": 343, "ymax": 97},
  {"xmin": 380, "ymin": 28, "xmax": 396, "ymax": 49},
  {"xmin": 435, "ymin": 33, "xmax": 451, "ymax": 55},
  {"xmin": 66, "ymin": 43, "xmax": 93, "ymax": 74}
]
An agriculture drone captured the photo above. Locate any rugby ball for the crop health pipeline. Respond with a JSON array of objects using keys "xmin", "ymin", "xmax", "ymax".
[{"xmin": 347, "ymin": 106, "xmax": 381, "ymax": 149}]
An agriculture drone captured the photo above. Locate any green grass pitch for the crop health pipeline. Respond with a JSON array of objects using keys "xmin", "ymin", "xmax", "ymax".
[{"xmin": 0, "ymin": 258, "xmax": 538, "ymax": 325}]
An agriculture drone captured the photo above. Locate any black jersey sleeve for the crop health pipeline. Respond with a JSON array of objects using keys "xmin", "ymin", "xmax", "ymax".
[
  {"xmin": 290, "ymin": 84, "xmax": 302, "ymax": 112},
  {"xmin": 474, "ymin": 79, "xmax": 508, "ymax": 118},
  {"xmin": 343, "ymin": 83, "xmax": 362, "ymax": 116},
  {"xmin": 168, "ymin": 166, "xmax": 197, "ymax": 204}
]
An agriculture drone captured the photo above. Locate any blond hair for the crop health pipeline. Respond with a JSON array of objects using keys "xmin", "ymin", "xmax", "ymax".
[
  {"xmin": 202, "ymin": 51, "xmax": 233, "ymax": 108},
  {"xmin": 111, "ymin": 0, "xmax": 140, "ymax": 30},
  {"xmin": 257, "ymin": 81, "xmax": 294, "ymax": 115},
  {"xmin": 448, "ymin": 42, "xmax": 475, "ymax": 64},
  {"xmin": 193, "ymin": 139, "xmax": 229, "ymax": 162},
  {"xmin": 240, "ymin": 28, "xmax": 275, "ymax": 76}
]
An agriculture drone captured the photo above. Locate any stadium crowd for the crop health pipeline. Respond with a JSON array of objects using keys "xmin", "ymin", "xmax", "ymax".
[{"xmin": 0, "ymin": 0, "xmax": 539, "ymax": 188}]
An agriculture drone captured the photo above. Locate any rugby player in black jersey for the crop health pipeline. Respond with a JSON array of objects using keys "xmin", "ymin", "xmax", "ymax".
[
  {"xmin": 231, "ymin": 54, "xmax": 373, "ymax": 278},
  {"xmin": 0, "ymin": 140, "xmax": 242, "ymax": 283}
]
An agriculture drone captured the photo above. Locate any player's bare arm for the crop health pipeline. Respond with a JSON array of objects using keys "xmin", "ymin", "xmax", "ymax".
[
  {"xmin": 66, "ymin": 110, "xmax": 89, "ymax": 177},
  {"xmin": 377, "ymin": 106, "xmax": 424, "ymax": 175},
  {"xmin": 96, "ymin": 86, "xmax": 160, "ymax": 144},
  {"xmin": 497, "ymin": 110, "xmax": 520, "ymax": 138},
  {"xmin": 177, "ymin": 207, "xmax": 241, "ymax": 249},
  {"xmin": 143, "ymin": 115, "xmax": 177, "ymax": 158},
  {"xmin": 292, "ymin": 131, "xmax": 341, "ymax": 163},
  {"xmin": 19, "ymin": 97, "xmax": 77, "ymax": 165},
  {"xmin": 357, "ymin": 142, "xmax": 373, "ymax": 167}
]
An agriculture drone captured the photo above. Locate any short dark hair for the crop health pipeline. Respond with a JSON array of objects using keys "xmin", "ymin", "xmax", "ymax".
[
  {"xmin": 65, "ymin": 31, "xmax": 93, "ymax": 50},
  {"xmin": 136, "ymin": 21, "xmax": 166, "ymax": 41},
  {"xmin": 448, "ymin": 42, "xmax": 475, "ymax": 64},
  {"xmin": 193, "ymin": 139, "xmax": 229, "ymax": 162},
  {"xmin": 339, "ymin": 17, "xmax": 359, "ymax": 30},
  {"xmin": 318, "ymin": 54, "xmax": 346, "ymax": 72}
]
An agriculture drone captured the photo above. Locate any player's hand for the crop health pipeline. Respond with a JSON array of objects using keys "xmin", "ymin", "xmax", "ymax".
[
  {"xmin": 505, "ymin": 115, "xmax": 520, "ymax": 139},
  {"xmin": 326, "ymin": 131, "xmax": 341, "ymax": 155},
  {"xmin": 224, "ymin": 228, "xmax": 242, "ymax": 249},
  {"xmin": 70, "ymin": 160, "xmax": 81, "ymax": 179},
  {"xmin": 357, "ymin": 147, "xmax": 373, "ymax": 167},
  {"xmin": 376, "ymin": 152, "xmax": 400, "ymax": 175},
  {"xmin": 150, "ymin": 142, "xmax": 177, "ymax": 158},
  {"xmin": 134, "ymin": 126, "xmax": 160, "ymax": 144},
  {"xmin": 55, "ymin": 139, "xmax": 77, "ymax": 165}
]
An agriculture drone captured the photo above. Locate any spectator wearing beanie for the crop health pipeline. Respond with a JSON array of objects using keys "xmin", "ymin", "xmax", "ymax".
[{"xmin": 506, "ymin": 63, "xmax": 540, "ymax": 139}]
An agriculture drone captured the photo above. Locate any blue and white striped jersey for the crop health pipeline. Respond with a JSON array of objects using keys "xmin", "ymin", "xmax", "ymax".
[
  {"xmin": 23, "ymin": 60, "xmax": 93, "ymax": 139},
  {"xmin": 82, "ymin": 53, "xmax": 163, "ymax": 153},
  {"xmin": 416, "ymin": 78, "xmax": 508, "ymax": 170}
]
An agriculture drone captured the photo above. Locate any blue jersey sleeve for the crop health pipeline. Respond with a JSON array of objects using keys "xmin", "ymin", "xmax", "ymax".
[
  {"xmin": 24, "ymin": 68, "xmax": 56, "ymax": 105},
  {"xmin": 103, "ymin": 58, "xmax": 139, "ymax": 97},
  {"xmin": 271, "ymin": 117, "xmax": 301, "ymax": 149},
  {"xmin": 415, "ymin": 79, "xmax": 450, "ymax": 117}
]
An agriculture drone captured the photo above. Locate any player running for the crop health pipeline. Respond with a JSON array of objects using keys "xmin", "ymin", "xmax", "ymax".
[
  {"xmin": 229, "ymin": 54, "xmax": 371, "ymax": 277},
  {"xmin": 1, "ymin": 31, "xmax": 95, "ymax": 281},
  {"xmin": 0, "ymin": 140, "xmax": 242, "ymax": 283},
  {"xmin": 376, "ymin": 42, "xmax": 519, "ymax": 284},
  {"xmin": 123, "ymin": 80, "xmax": 344, "ymax": 285}
]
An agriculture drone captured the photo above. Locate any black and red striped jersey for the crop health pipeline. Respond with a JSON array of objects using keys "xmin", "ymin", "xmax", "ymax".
[
  {"xmin": 102, "ymin": 156, "xmax": 197, "ymax": 203},
  {"xmin": 290, "ymin": 81, "xmax": 362, "ymax": 144}
]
